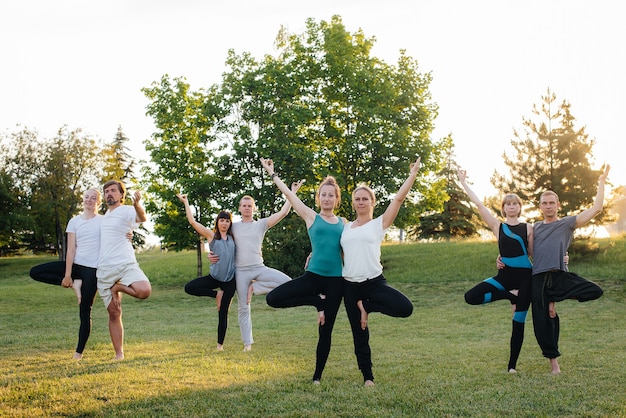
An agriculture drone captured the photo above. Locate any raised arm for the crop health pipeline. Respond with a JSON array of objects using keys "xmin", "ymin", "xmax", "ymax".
[
  {"xmin": 575, "ymin": 164, "xmax": 610, "ymax": 228},
  {"xmin": 457, "ymin": 168, "xmax": 500, "ymax": 236},
  {"xmin": 260, "ymin": 157, "xmax": 313, "ymax": 227},
  {"xmin": 176, "ymin": 193, "xmax": 214, "ymax": 240},
  {"xmin": 132, "ymin": 190, "xmax": 148, "ymax": 223},
  {"xmin": 382, "ymin": 156, "xmax": 421, "ymax": 230}
]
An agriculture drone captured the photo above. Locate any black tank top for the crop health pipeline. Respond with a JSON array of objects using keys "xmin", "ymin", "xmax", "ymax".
[{"xmin": 498, "ymin": 223, "xmax": 528, "ymax": 258}]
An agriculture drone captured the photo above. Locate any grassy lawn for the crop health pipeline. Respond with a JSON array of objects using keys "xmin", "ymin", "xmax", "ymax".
[{"xmin": 1, "ymin": 237, "xmax": 625, "ymax": 417}]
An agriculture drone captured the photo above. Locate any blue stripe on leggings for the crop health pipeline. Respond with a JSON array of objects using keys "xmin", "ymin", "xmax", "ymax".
[
  {"xmin": 513, "ymin": 310, "xmax": 528, "ymax": 323},
  {"xmin": 484, "ymin": 277, "xmax": 505, "ymax": 291}
]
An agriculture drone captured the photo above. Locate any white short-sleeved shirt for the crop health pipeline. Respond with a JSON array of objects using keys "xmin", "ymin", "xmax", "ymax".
[
  {"xmin": 340, "ymin": 216, "xmax": 387, "ymax": 283},
  {"xmin": 97, "ymin": 205, "xmax": 139, "ymax": 267},
  {"xmin": 231, "ymin": 218, "xmax": 269, "ymax": 270},
  {"xmin": 66, "ymin": 214, "xmax": 102, "ymax": 268}
]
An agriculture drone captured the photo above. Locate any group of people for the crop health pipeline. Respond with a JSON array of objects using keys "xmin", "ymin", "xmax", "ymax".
[
  {"xmin": 30, "ymin": 158, "xmax": 610, "ymax": 383},
  {"xmin": 175, "ymin": 156, "xmax": 419, "ymax": 386},
  {"xmin": 30, "ymin": 180, "xmax": 152, "ymax": 360},
  {"xmin": 459, "ymin": 165, "xmax": 610, "ymax": 374}
]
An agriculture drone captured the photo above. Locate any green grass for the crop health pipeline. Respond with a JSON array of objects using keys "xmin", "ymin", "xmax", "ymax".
[{"xmin": 1, "ymin": 238, "xmax": 626, "ymax": 417}]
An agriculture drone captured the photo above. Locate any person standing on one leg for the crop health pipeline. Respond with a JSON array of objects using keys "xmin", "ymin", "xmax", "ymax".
[
  {"xmin": 531, "ymin": 165, "xmax": 609, "ymax": 374},
  {"xmin": 177, "ymin": 193, "xmax": 236, "ymax": 351},
  {"xmin": 29, "ymin": 188, "xmax": 103, "ymax": 359},
  {"xmin": 261, "ymin": 157, "xmax": 344, "ymax": 384},
  {"xmin": 97, "ymin": 180, "xmax": 152, "ymax": 360},
  {"xmin": 209, "ymin": 186, "xmax": 301, "ymax": 352},
  {"xmin": 458, "ymin": 168, "xmax": 532, "ymax": 373},
  {"xmin": 341, "ymin": 156, "xmax": 420, "ymax": 386}
]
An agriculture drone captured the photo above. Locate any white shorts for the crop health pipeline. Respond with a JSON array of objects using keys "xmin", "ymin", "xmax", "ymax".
[{"xmin": 97, "ymin": 262, "xmax": 149, "ymax": 307}]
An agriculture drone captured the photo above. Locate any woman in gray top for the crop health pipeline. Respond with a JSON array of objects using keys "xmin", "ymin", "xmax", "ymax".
[{"xmin": 178, "ymin": 194, "xmax": 236, "ymax": 351}]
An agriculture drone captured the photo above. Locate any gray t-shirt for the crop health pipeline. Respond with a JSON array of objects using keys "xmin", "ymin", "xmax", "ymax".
[
  {"xmin": 532, "ymin": 215, "xmax": 576, "ymax": 275},
  {"xmin": 209, "ymin": 237, "xmax": 235, "ymax": 282},
  {"xmin": 231, "ymin": 218, "xmax": 269, "ymax": 270}
]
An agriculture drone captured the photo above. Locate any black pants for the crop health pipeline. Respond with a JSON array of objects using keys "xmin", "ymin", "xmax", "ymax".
[
  {"xmin": 464, "ymin": 267, "xmax": 532, "ymax": 370},
  {"xmin": 344, "ymin": 275, "xmax": 413, "ymax": 382},
  {"xmin": 185, "ymin": 275, "xmax": 236, "ymax": 345},
  {"xmin": 30, "ymin": 261, "xmax": 98, "ymax": 354},
  {"xmin": 531, "ymin": 270, "xmax": 603, "ymax": 358},
  {"xmin": 266, "ymin": 271, "xmax": 344, "ymax": 381}
]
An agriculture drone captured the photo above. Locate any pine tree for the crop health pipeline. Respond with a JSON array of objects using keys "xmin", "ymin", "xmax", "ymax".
[
  {"xmin": 491, "ymin": 89, "xmax": 605, "ymax": 223},
  {"xmin": 414, "ymin": 139, "xmax": 480, "ymax": 240}
]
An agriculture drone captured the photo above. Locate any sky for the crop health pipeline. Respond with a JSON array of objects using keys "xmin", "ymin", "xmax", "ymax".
[{"xmin": 1, "ymin": 0, "xmax": 624, "ymax": 201}]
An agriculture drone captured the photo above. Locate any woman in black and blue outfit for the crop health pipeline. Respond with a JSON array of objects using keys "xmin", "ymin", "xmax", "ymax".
[{"xmin": 458, "ymin": 168, "xmax": 533, "ymax": 373}]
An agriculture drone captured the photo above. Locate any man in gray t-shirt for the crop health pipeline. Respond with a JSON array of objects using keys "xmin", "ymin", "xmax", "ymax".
[{"xmin": 531, "ymin": 165, "xmax": 609, "ymax": 374}]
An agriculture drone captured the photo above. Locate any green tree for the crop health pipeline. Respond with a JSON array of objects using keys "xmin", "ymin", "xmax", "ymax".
[
  {"xmin": 142, "ymin": 76, "xmax": 223, "ymax": 275},
  {"xmin": 1, "ymin": 126, "xmax": 102, "ymax": 256},
  {"xmin": 143, "ymin": 16, "xmax": 449, "ymax": 274},
  {"xmin": 492, "ymin": 89, "xmax": 606, "ymax": 223}
]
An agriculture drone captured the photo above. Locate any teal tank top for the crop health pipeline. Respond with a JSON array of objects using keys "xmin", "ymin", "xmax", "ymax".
[{"xmin": 306, "ymin": 214, "xmax": 344, "ymax": 277}]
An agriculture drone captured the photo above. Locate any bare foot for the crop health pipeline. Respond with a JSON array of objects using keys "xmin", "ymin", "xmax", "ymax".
[
  {"xmin": 549, "ymin": 302, "xmax": 557, "ymax": 318},
  {"xmin": 114, "ymin": 353, "xmax": 124, "ymax": 361},
  {"xmin": 243, "ymin": 344, "xmax": 252, "ymax": 352},
  {"xmin": 216, "ymin": 344, "xmax": 224, "ymax": 351},
  {"xmin": 312, "ymin": 379, "xmax": 321, "ymax": 385},
  {"xmin": 247, "ymin": 283, "xmax": 254, "ymax": 304},
  {"xmin": 73, "ymin": 352, "xmax": 83, "ymax": 360},
  {"xmin": 550, "ymin": 358, "xmax": 560, "ymax": 374},
  {"xmin": 216, "ymin": 290, "xmax": 224, "ymax": 311},
  {"xmin": 357, "ymin": 300, "xmax": 368, "ymax": 330},
  {"xmin": 364, "ymin": 380, "xmax": 375, "ymax": 387},
  {"xmin": 317, "ymin": 310, "xmax": 326, "ymax": 326},
  {"xmin": 72, "ymin": 280, "xmax": 83, "ymax": 304},
  {"xmin": 508, "ymin": 368, "xmax": 517, "ymax": 373}
]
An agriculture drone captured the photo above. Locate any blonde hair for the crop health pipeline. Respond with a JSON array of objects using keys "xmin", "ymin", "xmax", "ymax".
[
  {"xmin": 500, "ymin": 193, "xmax": 523, "ymax": 218},
  {"xmin": 351, "ymin": 183, "xmax": 376, "ymax": 211},
  {"xmin": 540, "ymin": 190, "xmax": 559, "ymax": 203},
  {"xmin": 315, "ymin": 176, "xmax": 341, "ymax": 209}
]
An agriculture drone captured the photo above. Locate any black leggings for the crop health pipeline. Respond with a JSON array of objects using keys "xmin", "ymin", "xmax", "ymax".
[
  {"xmin": 464, "ymin": 267, "xmax": 532, "ymax": 370},
  {"xmin": 531, "ymin": 270, "xmax": 603, "ymax": 359},
  {"xmin": 344, "ymin": 275, "xmax": 413, "ymax": 382},
  {"xmin": 29, "ymin": 261, "xmax": 97, "ymax": 354},
  {"xmin": 266, "ymin": 272, "xmax": 344, "ymax": 381},
  {"xmin": 185, "ymin": 275, "xmax": 236, "ymax": 345}
]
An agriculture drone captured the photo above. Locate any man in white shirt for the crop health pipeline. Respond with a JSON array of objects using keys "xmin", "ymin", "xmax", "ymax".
[{"xmin": 97, "ymin": 180, "xmax": 152, "ymax": 360}]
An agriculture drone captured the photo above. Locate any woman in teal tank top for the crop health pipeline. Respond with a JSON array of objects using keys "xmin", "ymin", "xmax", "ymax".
[{"xmin": 261, "ymin": 157, "xmax": 345, "ymax": 384}]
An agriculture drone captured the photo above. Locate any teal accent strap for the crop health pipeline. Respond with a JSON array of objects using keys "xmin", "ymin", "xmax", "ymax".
[
  {"xmin": 513, "ymin": 310, "xmax": 528, "ymax": 323},
  {"xmin": 501, "ymin": 255, "xmax": 532, "ymax": 269},
  {"xmin": 484, "ymin": 277, "xmax": 505, "ymax": 291}
]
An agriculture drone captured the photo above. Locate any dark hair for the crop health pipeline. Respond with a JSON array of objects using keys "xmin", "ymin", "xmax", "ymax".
[
  {"xmin": 213, "ymin": 210, "xmax": 233, "ymax": 240},
  {"xmin": 102, "ymin": 179, "xmax": 126, "ymax": 199}
]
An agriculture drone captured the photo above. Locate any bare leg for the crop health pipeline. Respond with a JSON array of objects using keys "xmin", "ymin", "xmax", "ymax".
[
  {"xmin": 216, "ymin": 290, "xmax": 224, "ymax": 311},
  {"xmin": 357, "ymin": 300, "xmax": 368, "ymax": 330},
  {"xmin": 107, "ymin": 295, "xmax": 124, "ymax": 360},
  {"xmin": 112, "ymin": 281, "xmax": 151, "ymax": 300},
  {"xmin": 72, "ymin": 279, "xmax": 83, "ymax": 304},
  {"xmin": 550, "ymin": 358, "xmax": 561, "ymax": 374},
  {"xmin": 247, "ymin": 283, "xmax": 254, "ymax": 304}
]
